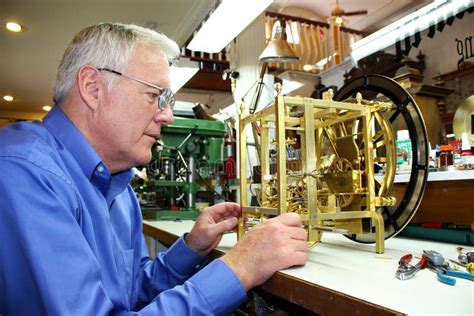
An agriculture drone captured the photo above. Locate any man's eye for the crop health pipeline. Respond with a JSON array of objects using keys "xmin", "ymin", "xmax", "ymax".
[{"xmin": 146, "ymin": 92, "xmax": 159, "ymax": 104}]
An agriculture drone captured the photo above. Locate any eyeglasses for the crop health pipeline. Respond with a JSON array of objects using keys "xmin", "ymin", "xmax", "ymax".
[{"xmin": 97, "ymin": 68, "xmax": 175, "ymax": 111}]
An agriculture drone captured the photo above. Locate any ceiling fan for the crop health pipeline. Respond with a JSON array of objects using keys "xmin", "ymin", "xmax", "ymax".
[{"xmin": 331, "ymin": 0, "xmax": 368, "ymax": 18}]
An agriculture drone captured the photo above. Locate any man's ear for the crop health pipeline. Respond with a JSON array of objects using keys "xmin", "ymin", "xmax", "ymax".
[{"xmin": 77, "ymin": 65, "xmax": 101, "ymax": 111}]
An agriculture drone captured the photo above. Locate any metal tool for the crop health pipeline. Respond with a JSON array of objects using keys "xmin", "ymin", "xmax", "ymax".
[
  {"xmin": 429, "ymin": 265, "xmax": 474, "ymax": 286},
  {"xmin": 424, "ymin": 250, "xmax": 474, "ymax": 285},
  {"xmin": 460, "ymin": 251, "xmax": 474, "ymax": 265},
  {"xmin": 423, "ymin": 250, "xmax": 445, "ymax": 266},
  {"xmin": 395, "ymin": 254, "xmax": 428, "ymax": 280},
  {"xmin": 449, "ymin": 259, "xmax": 474, "ymax": 274},
  {"xmin": 455, "ymin": 247, "xmax": 474, "ymax": 264}
]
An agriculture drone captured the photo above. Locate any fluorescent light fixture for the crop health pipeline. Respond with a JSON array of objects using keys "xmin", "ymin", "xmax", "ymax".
[
  {"xmin": 5, "ymin": 22, "xmax": 23, "ymax": 32},
  {"xmin": 351, "ymin": 0, "xmax": 473, "ymax": 62},
  {"xmin": 42, "ymin": 105, "xmax": 52, "ymax": 112},
  {"xmin": 187, "ymin": 0, "xmax": 273, "ymax": 53},
  {"xmin": 172, "ymin": 101, "xmax": 196, "ymax": 116},
  {"xmin": 169, "ymin": 58, "xmax": 199, "ymax": 93},
  {"xmin": 3, "ymin": 95, "xmax": 13, "ymax": 102}
]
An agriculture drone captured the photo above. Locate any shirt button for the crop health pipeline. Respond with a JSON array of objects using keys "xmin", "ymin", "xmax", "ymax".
[
  {"xmin": 97, "ymin": 166, "xmax": 104, "ymax": 173},
  {"xmin": 195, "ymin": 264, "xmax": 200, "ymax": 269}
]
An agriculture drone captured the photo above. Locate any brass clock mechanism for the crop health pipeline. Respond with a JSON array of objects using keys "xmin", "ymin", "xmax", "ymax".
[{"xmin": 238, "ymin": 75, "xmax": 429, "ymax": 253}]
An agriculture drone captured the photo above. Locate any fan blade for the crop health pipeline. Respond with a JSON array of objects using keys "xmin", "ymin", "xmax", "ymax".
[{"xmin": 344, "ymin": 10, "xmax": 368, "ymax": 16}]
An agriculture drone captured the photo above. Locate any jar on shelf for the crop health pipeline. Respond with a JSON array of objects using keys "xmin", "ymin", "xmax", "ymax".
[
  {"xmin": 460, "ymin": 132, "xmax": 473, "ymax": 170},
  {"xmin": 439, "ymin": 145, "xmax": 453, "ymax": 171},
  {"xmin": 396, "ymin": 130, "xmax": 412, "ymax": 173}
]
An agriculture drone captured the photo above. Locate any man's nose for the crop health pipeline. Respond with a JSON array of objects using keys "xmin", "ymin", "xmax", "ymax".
[{"xmin": 154, "ymin": 106, "xmax": 174, "ymax": 125}]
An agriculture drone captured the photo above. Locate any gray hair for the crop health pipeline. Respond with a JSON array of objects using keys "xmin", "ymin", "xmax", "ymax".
[{"xmin": 53, "ymin": 22, "xmax": 180, "ymax": 104}]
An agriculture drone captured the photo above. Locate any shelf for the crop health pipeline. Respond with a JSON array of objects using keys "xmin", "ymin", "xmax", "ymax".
[
  {"xmin": 395, "ymin": 170, "xmax": 474, "ymax": 183},
  {"xmin": 376, "ymin": 170, "xmax": 474, "ymax": 183}
]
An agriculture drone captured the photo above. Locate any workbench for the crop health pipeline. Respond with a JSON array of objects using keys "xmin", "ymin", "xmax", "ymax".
[{"xmin": 143, "ymin": 220, "xmax": 473, "ymax": 315}]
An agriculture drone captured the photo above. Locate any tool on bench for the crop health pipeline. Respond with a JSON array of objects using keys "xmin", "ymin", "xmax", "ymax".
[
  {"xmin": 424, "ymin": 250, "xmax": 474, "ymax": 286},
  {"xmin": 449, "ymin": 259, "xmax": 474, "ymax": 274},
  {"xmin": 456, "ymin": 247, "xmax": 474, "ymax": 264},
  {"xmin": 453, "ymin": 247, "xmax": 474, "ymax": 273},
  {"xmin": 395, "ymin": 253, "xmax": 428, "ymax": 280}
]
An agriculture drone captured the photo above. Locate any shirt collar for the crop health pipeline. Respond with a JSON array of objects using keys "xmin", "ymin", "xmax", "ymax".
[
  {"xmin": 43, "ymin": 106, "xmax": 134, "ymax": 202},
  {"xmin": 43, "ymin": 105, "xmax": 102, "ymax": 180}
]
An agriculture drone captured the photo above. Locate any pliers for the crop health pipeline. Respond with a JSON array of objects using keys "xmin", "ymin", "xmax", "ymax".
[
  {"xmin": 424, "ymin": 250, "xmax": 474, "ymax": 286},
  {"xmin": 429, "ymin": 265, "xmax": 474, "ymax": 285}
]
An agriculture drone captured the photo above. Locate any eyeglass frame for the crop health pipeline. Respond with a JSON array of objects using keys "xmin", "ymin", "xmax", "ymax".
[{"xmin": 97, "ymin": 68, "xmax": 175, "ymax": 111}]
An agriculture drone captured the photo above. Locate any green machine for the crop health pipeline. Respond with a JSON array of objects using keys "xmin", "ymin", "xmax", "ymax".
[{"xmin": 134, "ymin": 117, "xmax": 226, "ymax": 220}]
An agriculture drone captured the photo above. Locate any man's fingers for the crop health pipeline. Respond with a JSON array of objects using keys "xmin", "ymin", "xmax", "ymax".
[
  {"xmin": 289, "ymin": 251, "xmax": 308, "ymax": 266},
  {"xmin": 289, "ymin": 226, "xmax": 308, "ymax": 241},
  {"xmin": 271, "ymin": 212, "xmax": 302, "ymax": 227},
  {"xmin": 206, "ymin": 202, "xmax": 241, "ymax": 219},
  {"xmin": 292, "ymin": 239, "xmax": 310, "ymax": 253},
  {"xmin": 208, "ymin": 217, "xmax": 239, "ymax": 236},
  {"xmin": 223, "ymin": 217, "xmax": 239, "ymax": 231}
]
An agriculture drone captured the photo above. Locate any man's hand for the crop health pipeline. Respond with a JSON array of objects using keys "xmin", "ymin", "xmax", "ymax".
[
  {"xmin": 220, "ymin": 213, "xmax": 308, "ymax": 290},
  {"xmin": 185, "ymin": 202, "xmax": 241, "ymax": 256}
]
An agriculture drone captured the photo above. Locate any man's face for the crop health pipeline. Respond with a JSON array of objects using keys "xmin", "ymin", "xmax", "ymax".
[{"xmin": 95, "ymin": 44, "xmax": 174, "ymax": 173}]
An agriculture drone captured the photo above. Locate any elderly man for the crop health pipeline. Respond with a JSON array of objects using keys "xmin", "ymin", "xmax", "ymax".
[{"xmin": 0, "ymin": 23, "xmax": 308, "ymax": 315}]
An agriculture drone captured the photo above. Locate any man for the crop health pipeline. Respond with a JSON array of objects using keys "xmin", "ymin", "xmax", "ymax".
[{"xmin": 0, "ymin": 23, "xmax": 308, "ymax": 315}]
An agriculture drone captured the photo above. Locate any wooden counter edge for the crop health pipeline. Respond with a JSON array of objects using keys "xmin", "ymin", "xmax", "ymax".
[{"xmin": 143, "ymin": 222, "xmax": 403, "ymax": 316}]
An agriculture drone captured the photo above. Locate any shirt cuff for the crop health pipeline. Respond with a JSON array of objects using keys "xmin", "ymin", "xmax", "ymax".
[
  {"xmin": 189, "ymin": 259, "xmax": 247, "ymax": 315},
  {"xmin": 164, "ymin": 234, "xmax": 207, "ymax": 276}
]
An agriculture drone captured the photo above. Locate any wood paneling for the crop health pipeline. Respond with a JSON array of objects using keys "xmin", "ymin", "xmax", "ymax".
[
  {"xmin": 409, "ymin": 179, "xmax": 474, "ymax": 225},
  {"xmin": 183, "ymin": 70, "xmax": 231, "ymax": 92}
]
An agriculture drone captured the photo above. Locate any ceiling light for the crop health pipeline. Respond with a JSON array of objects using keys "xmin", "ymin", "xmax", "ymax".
[
  {"xmin": 3, "ymin": 95, "xmax": 14, "ymax": 102},
  {"xmin": 187, "ymin": 0, "xmax": 272, "ymax": 53},
  {"xmin": 303, "ymin": 64, "xmax": 313, "ymax": 72},
  {"xmin": 5, "ymin": 22, "xmax": 23, "ymax": 32},
  {"xmin": 351, "ymin": 0, "xmax": 471, "ymax": 62},
  {"xmin": 43, "ymin": 105, "xmax": 52, "ymax": 112},
  {"xmin": 169, "ymin": 58, "xmax": 200, "ymax": 93}
]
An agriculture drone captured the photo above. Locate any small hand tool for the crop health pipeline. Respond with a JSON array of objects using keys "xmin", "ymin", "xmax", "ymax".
[
  {"xmin": 423, "ymin": 250, "xmax": 445, "ymax": 266},
  {"xmin": 449, "ymin": 259, "xmax": 474, "ymax": 274},
  {"xmin": 429, "ymin": 265, "xmax": 474, "ymax": 285},
  {"xmin": 456, "ymin": 247, "xmax": 474, "ymax": 264},
  {"xmin": 424, "ymin": 250, "xmax": 474, "ymax": 285},
  {"xmin": 395, "ymin": 253, "xmax": 427, "ymax": 280}
]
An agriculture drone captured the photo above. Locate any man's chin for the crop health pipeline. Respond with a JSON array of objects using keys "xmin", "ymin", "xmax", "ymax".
[{"xmin": 134, "ymin": 152, "xmax": 153, "ymax": 168}]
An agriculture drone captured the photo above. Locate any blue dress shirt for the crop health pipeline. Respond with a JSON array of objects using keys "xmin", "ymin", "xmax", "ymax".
[{"xmin": 0, "ymin": 106, "xmax": 246, "ymax": 315}]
